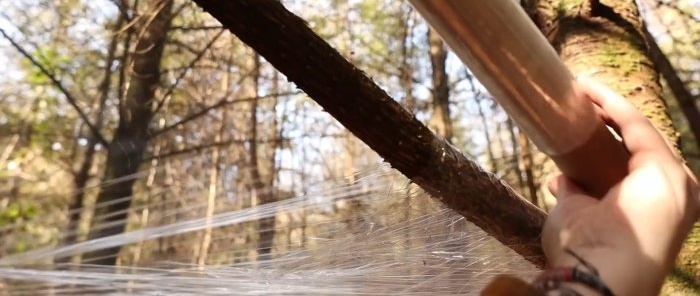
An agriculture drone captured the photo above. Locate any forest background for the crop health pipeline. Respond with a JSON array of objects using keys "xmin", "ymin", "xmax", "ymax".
[{"xmin": 0, "ymin": 0, "xmax": 698, "ymax": 294}]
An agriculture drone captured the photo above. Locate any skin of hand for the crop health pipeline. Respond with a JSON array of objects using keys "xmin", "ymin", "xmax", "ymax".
[{"xmin": 541, "ymin": 77, "xmax": 700, "ymax": 296}]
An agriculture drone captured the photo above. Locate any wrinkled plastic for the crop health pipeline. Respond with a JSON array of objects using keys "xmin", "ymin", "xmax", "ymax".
[{"xmin": 0, "ymin": 165, "xmax": 538, "ymax": 295}]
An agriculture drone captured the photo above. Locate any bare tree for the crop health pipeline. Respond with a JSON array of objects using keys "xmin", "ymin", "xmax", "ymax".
[
  {"xmin": 83, "ymin": 0, "xmax": 174, "ymax": 265},
  {"xmin": 191, "ymin": 0, "xmax": 548, "ymax": 266},
  {"xmin": 427, "ymin": 27, "xmax": 453, "ymax": 142}
]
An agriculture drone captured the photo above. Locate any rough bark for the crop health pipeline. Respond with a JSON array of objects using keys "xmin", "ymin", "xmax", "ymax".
[
  {"xmin": 522, "ymin": 1, "xmax": 681, "ymax": 208},
  {"xmin": 192, "ymin": 0, "xmax": 547, "ymax": 266},
  {"xmin": 82, "ymin": 0, "xmax": 173, "ymax": 265},
  {"xmin": 522, "ymin": 0, "xmax": 697, "ymax": 289},
  {"xmin": 524, "ymin": 0, "xmax": 679, "ymax": 152}
]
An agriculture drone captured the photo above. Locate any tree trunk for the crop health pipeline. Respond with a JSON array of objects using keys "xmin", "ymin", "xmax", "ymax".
[
  {"xmin": 82, "ymin": 0, "xmax": 173, "ymax": 265},
  {"xmin": 61, "ymin": 6, "xmax": 126, "ymax": 258},
  {"xmin": 523, "ymin": 0, "xmax": 679, "ymax": 152},
  {"xmin": 428, "ymin": 27, "xmax": 453, "ymax": 142},
  {"xmin": 398, "ymin": 7, "xmax": 416, "ymax": 113},
  {"xmin": 523, "ymin": 0, "xmax": 697, "ymax": 288},
  {"xmin": 197, "ymin": 119, "xmax": 222, "ymax": 267},
  {"xmin": 506, "ymin": 118, "xmax": 526, "ymax": 193},
  {"xmin": 518, "ymin": 130, "xmax": 540, "ymax": 206},
  {"xmin": 192, "ymin": 0, "xmax": 547, "ymax": 267},
  {"xmin": 476, "ymin": 95, "xmax": 498, "ymax": 173},
  {"xmin": 247, "ymin": 54, "xmax": 277, "ymax": 261}
]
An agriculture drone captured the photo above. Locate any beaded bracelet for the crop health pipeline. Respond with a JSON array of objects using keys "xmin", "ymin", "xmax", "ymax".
[{"xmin": 482, "ymin": 248, "xmax": 616, "ymax": 296}]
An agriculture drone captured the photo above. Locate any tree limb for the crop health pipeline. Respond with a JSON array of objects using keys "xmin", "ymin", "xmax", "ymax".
[
  {"xmin": 0, "ymin": 28, "xmax": 108, "ymax": 146},
  {"xmin": 152, "ymin": 28, "xmax": 226, "ymax": 114},
  {"xmin": 145, "ymin": 133, "xmax": 342, "ymax": 162},
  {"xmin": 192, "ymin": 0, "xmax": 547, "ymax": 266},
  {"xmin": 151, "ymin": 91, "xmax": 300, "ymax": 138}
]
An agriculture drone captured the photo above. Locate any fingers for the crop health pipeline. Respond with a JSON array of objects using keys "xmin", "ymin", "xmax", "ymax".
[
  {"xmin": 577, "ymin": 76, "xmax": 673, "ymax": 160},
  {"xmin": 548, "ymin": 174, "xmax": 585, "ymax": 199},
  {"xmin": 591, "ymin": 102, "xmax": 623, "ymax": 141}
]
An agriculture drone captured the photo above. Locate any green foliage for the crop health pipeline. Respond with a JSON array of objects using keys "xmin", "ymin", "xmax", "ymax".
[
  {"xmin": 21, "ymin": 46, "xmax": 71, "ymax": 85},
  {"xmin": 356, "ymin": 0, "xmax": 397, "ymax": 58},
  {"xmin": 0, "ymin": 2, "xmax": 698, "ymax": 294},
  {"xmin": 0, "ymin": 199, "xmax": 39, "ymax": 228},
  {"xmin": 554, "ymin": 0, "xmax": 580, "ymax": 19}
]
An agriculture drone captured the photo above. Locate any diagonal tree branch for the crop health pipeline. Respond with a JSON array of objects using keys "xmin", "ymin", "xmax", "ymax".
[
  {"xmin": 0, "ymin": 28, "xmax": 108, "ymax": 146},
  {"xmin": 151, "ymin": 91, "xmax": 301, "ymax": 138},
  {"xmin": 192, "ymin": 0, "xmax": 547, "ymax": 266}
]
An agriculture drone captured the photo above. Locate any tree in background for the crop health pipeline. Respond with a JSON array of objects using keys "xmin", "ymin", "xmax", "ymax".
[
  {"xmin": 427, "ymin": 27, "xmax": 453, "ymax": 142},
  {"xmin": 0, "ymin": 0, "xmax": 697, "ymax": 294},
  {"xmin": 522, "ymin": 0, "xmax": 699, "ymax": 291},
  {"xmin": 80, "ymin": 0, "xmax": 173, "ymax": 265}
]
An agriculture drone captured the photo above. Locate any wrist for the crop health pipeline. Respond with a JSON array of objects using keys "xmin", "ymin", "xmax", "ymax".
[
  {"xmin": 548, "ymin": 247, "xmax": 666, "ymax": 296},
  {"xmin": 536, "ymin": 248, "xmax": 615, "ymax": 296}
]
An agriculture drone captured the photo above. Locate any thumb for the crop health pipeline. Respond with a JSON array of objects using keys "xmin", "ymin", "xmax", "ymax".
[{"xmin": 548, "ymin": 175, "xmax": 586, "ymax": 199}]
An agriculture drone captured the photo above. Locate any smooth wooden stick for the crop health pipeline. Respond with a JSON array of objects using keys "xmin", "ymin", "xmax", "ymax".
[{"xmin": 409, "ymin": 0, "xmax": 629, "ymax": 197}]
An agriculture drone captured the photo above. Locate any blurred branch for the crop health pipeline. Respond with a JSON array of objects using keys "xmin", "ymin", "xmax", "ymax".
[
  {"xmin": 171, "ymin": 0, "xmax": 191, "ymax": 21},
  {"xmin": 151, "ymin": 91, "xmax": 300, "ymax": 138},
  {"xmin": 170, "ymin": 25, "xmax": 223, "ymax": 31},
  {"xmin": 192, "ymin": 0, "xmax": 547, "ymax": 266},
  {"xmin": 160, "ymin": 64, "xmax": 226, "ymax": 74},
  {"xmin": 146, "ymin": 132, "xmax": 345, "ymax": 161},
  {"xmin": 152, "ymin": 28, "xmax": 226, "ymax": 114},
  {"xmin": 0, "ymin": 135, "xmax": 20, "ymax": 167},
  {"xmin": 644, "ymin": 27, "xmax": 700, "ymax": 147},
  {"xmin": 111, "ymin": 0, "xmax": 134, "ymax": 22},
  {"xmin": 0, "ymin": 28, "xmax": 108, "ymax": 146},
  {"xmin": 116, "ymin": 1, "xmax": 136, "ymax": 113},
  {"xmin": 653, "ymin": 1, "xmax": 700, "ymax": 22}
]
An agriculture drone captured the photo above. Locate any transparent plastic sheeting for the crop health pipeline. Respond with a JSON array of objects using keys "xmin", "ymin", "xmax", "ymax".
[{"xmin": 0, "ymin": 165, "xmax": 539, "ymax": 295}]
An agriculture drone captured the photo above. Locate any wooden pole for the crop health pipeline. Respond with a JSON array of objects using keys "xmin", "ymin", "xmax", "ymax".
[{"xmin": 409, "ymin": 0, "xmax": 629, "ymax": 197}]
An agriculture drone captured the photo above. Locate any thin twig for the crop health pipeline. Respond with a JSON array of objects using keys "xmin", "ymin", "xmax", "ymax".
[
  {"xmin": 0, "ymin": 28, "xmax": 108, "ymax": 146},
  {"xmin": 152, "ymin": 28, "xmax": 226, "ymax": 114},
  {"xmin": 146, "ymin": 132, "xmax": 345, "ymax": 161},
  {"xmin": 151, "ymin": 91, "xmax": 301, "ymax": 138}
]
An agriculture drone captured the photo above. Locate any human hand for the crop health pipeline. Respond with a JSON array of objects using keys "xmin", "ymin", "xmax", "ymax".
[{"xmin": 541, "ymin": 77, "xmax": 700, "ymax": 296}]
